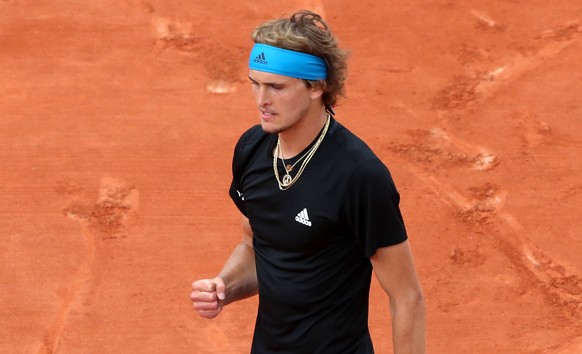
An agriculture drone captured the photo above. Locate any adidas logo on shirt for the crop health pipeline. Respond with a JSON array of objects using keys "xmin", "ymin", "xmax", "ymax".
[
  {"xmin": 253, "ymin": 52, "xmax": 267, "ymax": 65},
  {"xmin": 295, "ymin": 208, "xmax": 312, "ymax": 227}
]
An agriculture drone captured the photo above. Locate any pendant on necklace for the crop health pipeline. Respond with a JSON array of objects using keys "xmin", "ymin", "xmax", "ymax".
[
  {"xmin": 286, "ymin": 164, "xmax": 293, "ymax": 172},
  {"xmin": 282, "ymin": 174, "xmax": 292, "ymax": 187}
]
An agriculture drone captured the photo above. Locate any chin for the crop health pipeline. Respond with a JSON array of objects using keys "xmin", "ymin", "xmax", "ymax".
[{"xmin": 260, "ymin": 121, "xmax": 285, "ymax": 134}]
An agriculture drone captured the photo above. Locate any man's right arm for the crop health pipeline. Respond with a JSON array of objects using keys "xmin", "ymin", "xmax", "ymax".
[{"xmin": 191, "ymin": 216, "xmax": 258, "ymax": 319}]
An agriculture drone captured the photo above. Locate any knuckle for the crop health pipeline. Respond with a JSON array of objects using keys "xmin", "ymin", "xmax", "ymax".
[
  {"xmin": 193, "ymin": 300, "xmax": 219, "ymax": 311},
  {"xmin": 190, "ymin": 289, "xmax": 217, "ymax": 301}
]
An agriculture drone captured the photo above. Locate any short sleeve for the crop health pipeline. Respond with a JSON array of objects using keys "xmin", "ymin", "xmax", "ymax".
[
  {"xmin": 228, "ymin": 125, "xmax": 268, "ymax": 217},
  {"xmin": 229, "ymin": 131, "xmax": 249, "ymax": 217},
  {"xmin": 343, "ymin": 158, "xmax": 408, "ymax": 257}
]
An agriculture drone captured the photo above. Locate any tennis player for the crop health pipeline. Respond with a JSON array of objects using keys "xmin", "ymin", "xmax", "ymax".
[{"xmin": 191, "ymin": 10, "xmax": 425, "ymax": 353}]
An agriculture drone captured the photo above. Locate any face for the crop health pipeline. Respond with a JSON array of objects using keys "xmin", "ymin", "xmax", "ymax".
[{"xmin": 249, "ymin": 70, "xmax": 321, "ymax": 134}]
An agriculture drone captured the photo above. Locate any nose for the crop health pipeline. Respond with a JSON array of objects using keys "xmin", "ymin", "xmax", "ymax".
[{"xmin": 256, "ymin": 86, "xmax": 271, "ymax": 107}]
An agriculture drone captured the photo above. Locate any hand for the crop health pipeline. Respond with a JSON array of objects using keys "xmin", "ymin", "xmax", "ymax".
[{"xmin": 191, "ymin": 277, "xmax": 226, "ymax": 319}]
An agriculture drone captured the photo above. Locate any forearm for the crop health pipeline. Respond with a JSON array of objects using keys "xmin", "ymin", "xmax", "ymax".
[
  {"xmin": 390, "ymin": 293, "xmax": 426, "ymax": 354},
  {"xmin": 217, "ymin": 242, "xmax": 258, "ymax": 305}
]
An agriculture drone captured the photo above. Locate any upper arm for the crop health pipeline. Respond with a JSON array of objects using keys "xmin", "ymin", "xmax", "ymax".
[
  {"xmin": 370, "ymin": 240, "xmax": 423, "ymax": 302},
  {"xmin": 344, "ymin": 159, "xmax": 408, "ymax": 257},
  {"xmin": 241, "ymin": 216, "xmax": 253, "ymax": 249}
]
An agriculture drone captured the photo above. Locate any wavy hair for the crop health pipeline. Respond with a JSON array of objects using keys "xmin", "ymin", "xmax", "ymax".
[{"xmin": 251, "ymin": 10, "xmax": 349, "ymax": 111}]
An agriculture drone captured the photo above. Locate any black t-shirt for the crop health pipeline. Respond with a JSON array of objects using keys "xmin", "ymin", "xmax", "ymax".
[{"xmin": 229, "ymin": 118, "xmax": 408, "ymax": 354}]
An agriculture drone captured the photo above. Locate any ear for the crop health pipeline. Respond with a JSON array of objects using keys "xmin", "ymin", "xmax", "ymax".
[{"xmin": 310, "ymin": 83, "xmax": 324, "ymax": 100}]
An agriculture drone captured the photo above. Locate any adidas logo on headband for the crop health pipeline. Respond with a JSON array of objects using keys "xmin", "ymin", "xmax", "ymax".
[{"xmin": 253, "ymin": 52, "xmax": 268, "ymax": 65}]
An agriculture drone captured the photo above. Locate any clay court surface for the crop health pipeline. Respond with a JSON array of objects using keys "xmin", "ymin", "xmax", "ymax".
[{"xmin": 1, "ymin": 0, "xmax": 582, "ymax": 353}]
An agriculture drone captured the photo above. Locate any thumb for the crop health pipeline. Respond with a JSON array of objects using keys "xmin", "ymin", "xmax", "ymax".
[{"xmin": 214, "ymin": 277, "xmax": 226, "ymax": 300}]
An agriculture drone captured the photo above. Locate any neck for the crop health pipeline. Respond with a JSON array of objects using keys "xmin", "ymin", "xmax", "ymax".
[{"xmin": 278, "ymin": 106, "xmax": 328, "ymax": 158}]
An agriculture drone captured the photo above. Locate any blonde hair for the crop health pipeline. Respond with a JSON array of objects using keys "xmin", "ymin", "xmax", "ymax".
[{"xmin": 251, "ymin": 10, "xmax": 348, "ymax": 110}]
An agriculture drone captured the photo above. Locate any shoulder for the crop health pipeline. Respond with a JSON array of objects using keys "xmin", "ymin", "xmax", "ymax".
[
  {"xmin": 236, "ymin": 124, "xmax": 267, "ymax": 148},
  {"xmin": 327, "ymin": 119, "xmax": 388, "ymax": 171},
  {"xmin": 233, "ymin": 124, "xmax": 271, "ymax": 158},
  {"xmin": 328, "ymin": 120, "xmax": 376, "ymax": 159},
  {"xmin": 326, "ymin": 119, "xmax": 398, "ymax": 190},
  {"xmin": 231, "ymin": 124, "xmax": 273, "ymax": 180}
]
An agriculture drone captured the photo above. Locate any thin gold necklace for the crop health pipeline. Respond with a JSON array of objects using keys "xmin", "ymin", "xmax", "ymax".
[
  {"xmin": 282, "ymin": 143, "xmax": 312, "ymax": 173},
  {"xmin": 273, "ymin": 115, "xmax": 331, "ymax": 190}
]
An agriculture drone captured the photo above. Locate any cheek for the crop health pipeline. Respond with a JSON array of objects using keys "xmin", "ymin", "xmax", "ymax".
[
  {"xmin": 250, "ymin": 85, "xmax": 259, "ymax": 98},
  {"xmin": 280, "ymin": 89, "xmax": 310, "ymax": 105}
]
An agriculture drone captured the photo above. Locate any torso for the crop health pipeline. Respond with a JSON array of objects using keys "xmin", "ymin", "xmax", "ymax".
[{"xmin": 229, "ymin": 118, "xmax": 407, "ymax": 353}]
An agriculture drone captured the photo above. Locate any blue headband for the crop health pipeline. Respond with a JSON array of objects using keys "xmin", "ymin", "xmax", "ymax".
[{"xmin": 249, "ymin": 43, "xmax": 328, "ymax": 80}]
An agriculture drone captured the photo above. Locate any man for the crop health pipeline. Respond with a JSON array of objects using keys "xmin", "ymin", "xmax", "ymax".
[{"xmin": 191, "ymin": 10, "xmax": 425, "ymax": 353}]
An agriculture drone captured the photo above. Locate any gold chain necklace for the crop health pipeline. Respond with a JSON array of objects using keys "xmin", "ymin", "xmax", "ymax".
[
  {"xmin": 283, "ymin": 147, "xmax": 312, "ymax": 172},
  {"xmin": 273, "ymin": 115, "xmax": 331, "ymax": 190}
]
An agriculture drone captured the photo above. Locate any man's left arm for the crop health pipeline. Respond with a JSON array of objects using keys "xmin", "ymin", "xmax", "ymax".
[{"xmin": 370, "ymin": 240, "xmax": 426, "ymax": 354}]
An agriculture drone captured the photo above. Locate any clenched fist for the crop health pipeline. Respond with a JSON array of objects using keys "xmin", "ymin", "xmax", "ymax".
[{"xmin": 191, "ymin": 277, "xmax": 226, "ymax": 319}]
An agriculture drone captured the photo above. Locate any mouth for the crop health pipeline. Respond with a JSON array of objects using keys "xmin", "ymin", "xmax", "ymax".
[{"xmin": 260, "ymin": 110, "xmax": 276, "ymax": 120}]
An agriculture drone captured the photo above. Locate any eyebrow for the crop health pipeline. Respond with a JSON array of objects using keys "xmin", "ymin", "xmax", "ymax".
[{"xmin": 248, "ymin": 75, "xmax": 284, "ymax": 87}]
